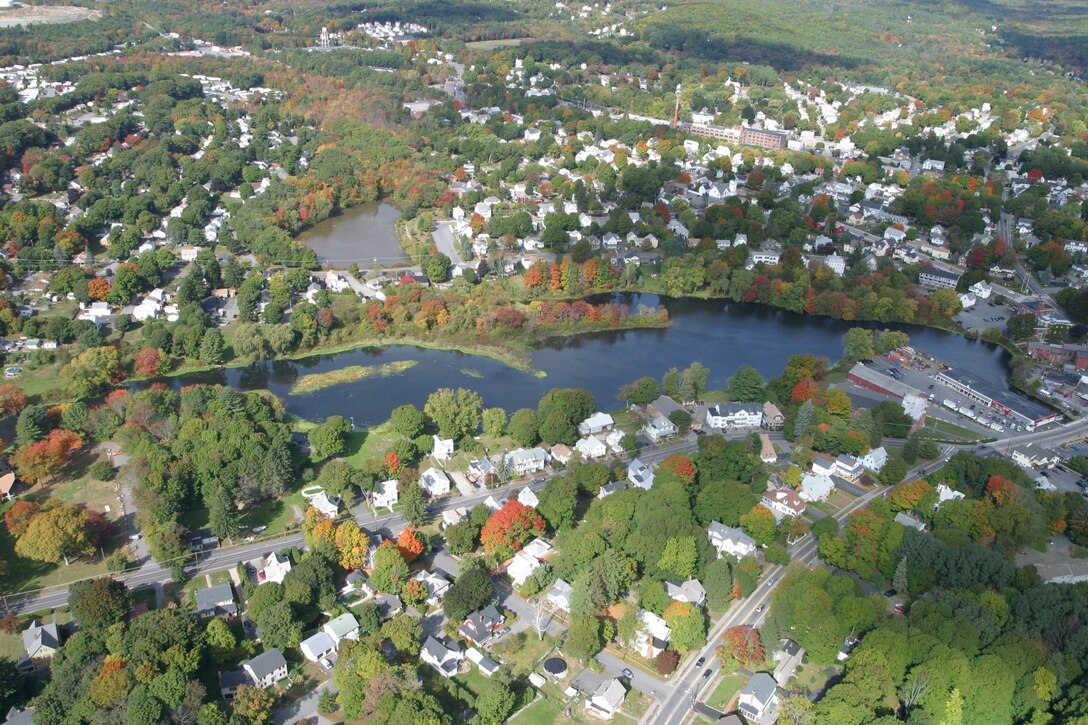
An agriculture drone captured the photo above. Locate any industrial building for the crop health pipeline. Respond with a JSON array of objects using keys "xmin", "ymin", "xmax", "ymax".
[{"xmin": 935, "ymin": 368, "xmax": 1060, "ymax": 430}]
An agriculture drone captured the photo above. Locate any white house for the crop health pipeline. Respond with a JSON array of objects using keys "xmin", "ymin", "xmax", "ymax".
[
  {"xmin": 578, "ymin": 412, "xmax": 614, "ymax": 436},
  {"xmin": 585, "ymin": 677, "xmax": 627, "ymax": 719},
  {"xmin": 605, "ymin": 429, "xmax": 625, "ymax": 454},
  {"xmin": 241, "ymin": 649, "xmax": 288, "ymax": 689},
  {"xmin": 432, "ymin": 435, "xmax": 454, "ymax": 461},
  {"xmin": 299, "ymin": 631, "xmax": 336, "ymax": 663},
  {"xmin": 969, "ymin": 280, "xmax": 992, "ymax": 299},
  {"xmin": 627, "ymin": 458, "xmax": 655, "ymax": 490},
  {"xmin": 642, "ymin": 415, "xmax": 678, "ymax": 442},
  {"xmin": 410, "ymin": 570, "xmax": 451, "ymax": 606},
  {"xmin": 547, "ymin": 579, "xmax": 573, "ymax": 612},
  {"xmin": 738, "ymin": 672, "xmax": 779, "ymax": 722},
  {"xmin": 371, "ymin": 480, "xmax": 399, "ymax": 512},
  {"xmin": 859, "ymin": 447, "xmax": 888, "ymax": 473},
  {"xmin": 665, "ymin": 579, "xmax": 706, "ymax": 607},
  {"xmin": 324, "ymin": 613, "xmax": 360, "ymax": 645},
  {"xmin": 635, "ymin": 610, "xmax": 671, "ymax": 659},
  {"xmin": 421, "ymin": 636, "xmax": 463, "ymax": 677},
  {"xmin": 833, "ymin": 454, "xmax": 864, "ymax": 481},
  {"xmin": 811, "ymin": 456, "xmax": 837, "ymax": 477},
  {"xmin": 257, "ymin": 552, "xmax": 291, "ymax": 585},
  {"xmin": 761, "ymin": 488, "xmax": 807, "ymax": 520},
  {"xmin": 508, "ymin": 538, "xmax": 552, "ymax": 586},
  {"xmin": 706, "ymin": 403, "xmax": 763, "ymax": 430},
  {"xmin": 575, "ymin": 436, "xmax": 608, "ymax": 460},
  {"xmin": 517, "ymin": 487, "xmax": 539, "ymax": 508},
  {"xmin": 708, "ymin": 521, "xmax": 758, "ymax": 559},
  {"xmin": 799, "ymin": 473, "xmax": 834, "ymax": 502},
  {"xmin": 935, "ymin": 483, "xmax": 965, "ymax": 508},
  {"xmin": 420, "ymin": 467, "xmax": 451, "ymax": 497},
  {"xmin": 506, "ymin": 448, "xmax": 548, "ymax": 476},
  {"xmin": 308, "ymin": 490, "xmax": 340, "ymax": 519}
]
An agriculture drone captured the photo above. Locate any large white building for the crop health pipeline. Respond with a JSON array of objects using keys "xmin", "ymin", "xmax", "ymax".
[{"xmin": 705, "ymin": 403, "xmax": 763, "ymax": 430}]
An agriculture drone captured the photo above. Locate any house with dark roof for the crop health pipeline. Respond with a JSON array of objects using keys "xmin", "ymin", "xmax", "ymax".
[
  {"xmin": 738, "ymin": 672, "xmax": 779, "ymax": 721},
  {"xmin": 194, "ymin": 584, "xmax": 237, "ymax": 617},
  {"xmin": 421, "ymin": 636, "xmax": 463, "ymax": 677},
  {"xmin": 19, "ymin": 620, "xmax": 59, "ymax": 671},
  {"xmin": 773, "ymin": 639, "xmax": 805, "ymax": 685},
  {"xmin": 218, "ymin": 669, "xmax": 248, "ymax": 700},
  {"xmin": 458, "ymin": 605, "xmax": 505, "ymax": 645},
  {"xmin": 241, "ymin": 649, "xmax": 288, "ymax": 689}
]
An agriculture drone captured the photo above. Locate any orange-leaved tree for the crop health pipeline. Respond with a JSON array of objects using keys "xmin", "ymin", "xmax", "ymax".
[{"xmin": 480, "ymin": 499, "xmax": 545, "ymax": 561}]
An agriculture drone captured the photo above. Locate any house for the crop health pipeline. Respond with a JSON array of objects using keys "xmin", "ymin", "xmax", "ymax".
[
  {"xmin": 860, "ymin": 447, "xmax": 888, "ymax": 473},
  {"xmin": 324, "ymin": 613, "xmax": 360, "ymax": 645},
  {"xmin": 1011, "ymin": 444, "xmax": 1059, "ymax": 469},
  {"xmin": 708, "ymin": 521, "xmax": 758, "ymax": 559},
  {"xmin": 706, "ymin": 403, "xmax": 763, "ymax": 430},
  {"xmin": 442, "ymin": 506, "xmax": 469, "ymax": 528},
  {"xmin": 799, "ymin": 473, "xmax": 834, "ymax": 502},
  {"xmin": 578, "ymin": 412, "xmax": 614, "ymax": 436},
  {"xmin": 421, "ymin": 636, "xmax": 463, "ymax": 677},
  {"xmin": 410, "ymin": 570, "xmax": 451, "ymax": 606},
  {"xmin": 517, "ymin": 486, "xmax": 539, "ymax": 508},
  {"xmin": 665, "ymin": 579, "xmax": 707, "ymax": 607},
  {"xmin": 598, "ymin": 480, "xmax": 627, "ymax": 498},
  {"xmin": 257, "ymin": 552, "xmax": 291, "ymax": 585},
  {"xmin": 467, "ymin": 458, "xmax": 497, "ymax": 485},
  {"xmin": 643, "ymin": 415, "xmax": 678, "ymax": 442},
  {"xmin": 737, "ymin": 672, "xmax": 779, "ymax": 722},
  {"xmin": 894, "ymin": 512, "xmax": 926, "ymax": 531},
  {"xmin": 370, "ymin": 479, "xmax": 399, "ymax": 512},
  {"xmin": 761, "ymin": 488, "xmax": 807, "ymax": 520},
  {"xmin": 649, "ymin": 395, "xmax": 685, "ymax": 418},
  {"xmin": 935, "ymin": 483, "xmax": 965, "ymax": 508},
  {"xmin": 465, "ymin": 647, "xmax": 501, "ymax": 677},
  {"xmin": 506, "ymin": 447, "xmax": 549, "ymax": 476},
  {"xmin": 811, "ymin": 456, "xmax": 837, "ymax": 477},
  {"xmin": 299, "ymin": 631, "xmax": 336, "ymax": 663},
  {"xmin": 458, "ymin": 605, "xmax": 505, "ymax": 645},
  {"xmin": 195, "ymin": 584, "xmax": 237, "ymax": 617},
  {"xmin": 218, "ymin": 670, "xmax": 249, "ymax": 700},
  {"xmin": 774, "ymin": 639, "xmax": 805, "ymax": 685},
  {"xmin": 762, "ymin": 402, "xmax": 785, "ymax": 430},
  {"xmin": 420, "ymin": 467, "xmax": 451, "ymax": 497},
  {"xmin": 3, "ymin": 706, "xmax": 34, "ymax": 725},
  {"xmin": 759, "ymin": 433, "xmax": 777, "ymax": 464},
  {"xmin": 374, "ymin": 593, "xmax": 403, "ymax": 620},
  {"xmin": 834, "ymin": 453, "xmax": 864, "ymax": 481},
  {"xmin": 241, "ymin": 649, "xmax": 289, "ymax": 689},
  {"xmin": 20, "ymin": 620, "xmax": 59, "ymax": 669},
  {"xmin": 627, "ymin": 458, "xmax": 655, "ymax": 490},
  {"xmin": 575, "ymin": 435, "xmax": 608, "ymax": 460},
  {"xmin": 635, "ymin": 609, "xmax": 671, "ymax": 658},
  {"xmin": 605, "ymin": 429, "xmax": 625, "ymax": 454},
  {"xmin": 585, "ymin": 677, "xmax": 627, "ymax": 719},
  {"xmin": 341, "ymin": 570, "xmax": 373, "ymax": 598},
  {"xmin": 310, "ymin": 490, "xmax": 340, "ymax": 519},
  {"xmin": 508, "ymin": 539, "xmax": 552, "ymax": 586},
  {"xmin": 432, "ymin": 435, "xmax": 454, "ymax": 461},
  {"xmin": 547, "ymin": 579, "xmax": 573, "ymax": 612},
  {"xmin": 550, "ymin": 444, "xmax": 573, "ymax": 465},
  {"xmin": 919, "ymin": 266, "xmax": 962, "ymax": 290}
]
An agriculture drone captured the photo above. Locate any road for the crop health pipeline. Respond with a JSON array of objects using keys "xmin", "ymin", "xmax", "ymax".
[{"xmin": 433, "ymin": 221, "xmax": 464, "ymax": 266}]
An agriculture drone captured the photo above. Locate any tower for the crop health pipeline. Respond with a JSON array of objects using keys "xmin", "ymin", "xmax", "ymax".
[{"xmin": 673, "ymin": 83, "xmax": 682, "ymax": 128}]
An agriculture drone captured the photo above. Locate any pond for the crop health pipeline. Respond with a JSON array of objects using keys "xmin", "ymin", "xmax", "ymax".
[
  {"xmin": 294, "ymin": 202, "xmax": 409, "ymax": 265},
  {"xmin": 163, "ymin": 294, "xmax": 1014, "ymax": 427}
]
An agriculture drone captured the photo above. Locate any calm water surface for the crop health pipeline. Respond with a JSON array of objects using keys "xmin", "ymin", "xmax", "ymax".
[
  {"xmin": 166, "ymin": 294, "xmax": 1012, "ymax": 426},
  {"xmin": 295, "ymin": 202, "xmax": 409, "ymax": 265}
]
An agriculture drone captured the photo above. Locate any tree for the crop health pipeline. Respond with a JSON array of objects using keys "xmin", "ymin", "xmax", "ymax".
[
  {"xmin": 474, "ymin": 678, "xmax": 516, "ymax": 725},
  {"xmin": 207, "ymin": 482, "xmax": 239, "ymax": 540},
  {"xmin": 369, "ymin": 541, "xmax": 408, "ymax": 594},
  {"xmin": 90, "ymin": 656, "xmax": 133, "ymax": 708},
  {"xmin": 381, "ymin": 614, "xmax": 422, "ymax": 656},
  {"xmin": 402, "ymin": 578, "xmax": 428, "ymax": 608},
  {"xmin": 401, "ymin": 482, "xmax": 427, "ymax": 527},
  {"xmin": 704, "ymin": 558, "xmax": 733, "ymax": 610},
  {"xmin": 232, "ymin": 685, "xmax": 275, "ymax": 725},
  {"xmin": 657, "ymin": 537, "xmax": 698, "ymax": 579},
  {"xmin": 60, "ymin": 346, "xmax": 122, "ymax": 399},
  {"xmin": 334, "ymin": 520, "xmax": 370, "ymax": 571},
  {"xmin": 620, "ymin": 376, "xmax": 660, "ymax": 405},
  {"xmin": 133, "ymin": 347, "xmax": 165, "ymax": 377},
  {"xmin": 12, "ymin": 428, "xmax": 83, "ymax": 483},
  {"xmin": 309, "ymin": 415, "xmax": 352, "ymax": 459},
  {"xmin": 198, "ymin": 328, "xmax": 225, "ymax": 365},
  {"xmin": 740, "ymin": 504, "xmax": 777, "ymax": 546},
  {"xmin": 482, "ymin": 407, "xmax": 507, "ymax": 437},
  {"xmin": 893, "ymin": 557, "xmax": 909, "ymax": 595},
  {"xmin": 778, "ymin": 693, "xmax": 817, "ymax": 725},
  {"xmin": 655, "ymin": 650, "xmax": 680, "ymax": 675},
  {"xmin": 720, "ymin": 625, "xmax": 765, "ymax": 668},
  {"xmin": 254, "ymin": 601, "xmax": 303, "ymax": 650},
  {"xmin": 423, "ymin": 252, "xmax": 452, "ymax": 284},
  {"xmin": 537, "ymin": 476, "xmax": 578, "ymax": 530},
  {"xmin": 146, "ymin": 521, "xmax": 190, "ymax": 580},
  {"xmin": 442, "ymin": 559, "xmax": 494, "ymax": 624},
  {"xmin": 508, "ymin": 408, "xmax": 539, "ymax": 446},
  {"xmin": 445, "ymin": 519, "xmax": 478, "ymax": 555},
  {"xmin": 565, "ymin": 615, "xmax": 603, "ymax": 661},
  {"xmin": 70, "ymin": 577, "xmax": 130, "ymax": 630},
  {"xmin": 424, "ymin": 387, "xmax": 483, "ymax": 440},
  {"xmin": 15, "ymin": 406, "xmax": 46, "ymax": 445},
  {"xmin": 664, "ymin": 601, "xmax": 706, "ymax": 652},
  {"xmin": 396, "ymin": 527, "xmax": 424, "ymax": 562},
  {"xmin": 842, "ymin": 328, "xmax": 876, "ymax": 362},
  {"xmin": 303, "ymin": 506, "xmax": 335, "ymax": 554},
  {"xmin": 480, "ymin": 500, "xmax": 546, "ymax": 561},
  {"xmin": 728, "ymin": 365, "xmax": 765, "ymax": 402},
  {"xmin": 0, "ymin": 384, "xmax": 26, "ymax": 417},
  {"xmin": 390, "ymin": 404, "xmax": 425, "ymax": 438},
  {"xmin": 15, "ymin": 503, "xmax": 94, "ymax": 563},
  {"xmin": 205, "ymin": 617, "xmax": 238, "ymax": 665}
]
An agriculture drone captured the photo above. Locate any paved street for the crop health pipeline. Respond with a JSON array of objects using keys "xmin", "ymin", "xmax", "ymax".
[{"xmin": 433, "ymin": 221, "xmax": 464, "ymax": 266}]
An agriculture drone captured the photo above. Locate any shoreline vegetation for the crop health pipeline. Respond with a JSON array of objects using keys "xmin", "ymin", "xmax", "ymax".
[{"xmin": 290, "ymin": 359, "xmax": 419, "ymax": 395}]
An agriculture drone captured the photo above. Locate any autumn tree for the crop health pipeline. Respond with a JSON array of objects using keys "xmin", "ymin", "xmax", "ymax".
[
  {"xmin": 659, "ymin": 454, "xmax": 696, "ymax": 485},
  {"xmin": 0, "ymin": 384, "xmax": 27, "ymax": 416},
  {"xmin": 232, "ymin": 685, "xmax": 275, "ymax": 724},
  {"xmin": 15, "ymin": 503, "xmax": 95, "ymax": 563},
  {"xmin": 480, "ymin": 500, "xmax": 545, "ymax": 561},
  {"xmin": 12, "ymin": 428, "xmax": 83, "ymax": 482},
  {"xmin": 334, "ymin": 520, "xmax": 370, "ymax": 570},
  {"xmin": 4, "ymin": 500, "xmax": 40, "ymax": 537},
  {"xmin": 740, "ymin": 504, "xmax": 777, "ymax": 547},
  {"xmin": 396, "ymin": 527, "xmax": 424, "ymax": 562},
  {"xmin": 370, "ymin": 541, "xmax": 409, "ymax": 594},
  {"xmin": 887, "ymin": 479, "xmax": 934, "ymax": 513},
  {"xmin": 720, "ymin": 625, "xmax": 765, "ymax": 670},
  {"xmin": 133, "ymin": 348, "xmax": 165, "ymax": 377},
  {"xmin": 303, "ymin": 506, "xmax": 336, "ymax": 554},
  {"xmin": 664, "ymin": 601, "xmax": 706, "ymax": 652},
  {"xmin": 60, "ymin": 346, "xmax": 122, "ymax": 400}
]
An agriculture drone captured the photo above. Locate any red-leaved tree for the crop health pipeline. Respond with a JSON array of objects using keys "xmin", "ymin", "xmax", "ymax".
[
  {"xmin": 396, "ymin": 527, "xmax": 424, "ymax": 562},
  {"xmin": 4, "ymin": 500, "xmax": 41, "ymax": 537},
  {"xmin": 0, "ymin": 384, "xmax": 27, "ymax": 416},
  {"xmin": 480, "ymin": 500, "xmax": 545, "ymax": 561},
  {"xmin": 12, "ymin": 428, "xmax": 84, "ymax": 483},
  {"xmin": 661, "ymin": 454, "xmax": 696, "ymax": 485},
  {"xmin": 719, "ymin": 625, "xmax": 765, "ymax": 669},
  {"xmin": 133, "ymin": 348, "xmax": 164, "ymax": 377}
]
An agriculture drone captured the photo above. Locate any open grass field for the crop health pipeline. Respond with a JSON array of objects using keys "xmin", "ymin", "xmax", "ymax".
[
  {"xmin": 706, "ymin": 673, "xmax": 746, "ymax": 711},
  {"xmin": 465, "ymin": 38, "xmax": 535, "ymax": 51}
]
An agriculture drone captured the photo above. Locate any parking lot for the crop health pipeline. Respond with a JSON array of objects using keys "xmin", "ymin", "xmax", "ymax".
[{"xmin": 956, "ymin": 298, "xmax": 1009, "ymax": 333}]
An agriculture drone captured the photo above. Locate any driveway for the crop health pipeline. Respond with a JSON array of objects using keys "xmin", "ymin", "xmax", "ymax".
[
  {"xmin": 595, "ymin": 648, "xmax": 674, "ymax": 701},
  {"xmin": 433, "ymin": 221, "xmax": 464, "ymax": 265},
  {"xmin": 273, "ymin": 680, "xmax": 333, "ymax": 725},
  {"xmin": 495, "ymin": 587, "xmax": 566, "ymax": 641}
]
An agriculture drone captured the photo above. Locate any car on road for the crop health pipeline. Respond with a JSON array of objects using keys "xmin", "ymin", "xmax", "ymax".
[
  {"xmin": 532, "ymin": 477, "xmax": 546, "ymax": 484},
  {"xmin": 703, "ymin": 668, "xmax": 713, "ymax": 678},
  {"xmin": 693, "ymin": 429, "xmax": 706, "ymax": 436},
  {"xmin": 756, "ymin": 604, "xmax": 766, "ymax": 613},
  {"xmin": 884, "ymin": 589, "xmax": 897, "ymax": 597},
  {"xmin": 695, "ymin": 656, "xmax": 706, "ymax": 667},
  {"xmin": 621, "ymin": 668, "xmax": 634, "ymax": 680}
]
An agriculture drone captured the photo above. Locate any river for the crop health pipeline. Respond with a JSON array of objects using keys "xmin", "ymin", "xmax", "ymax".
[
  {"xmin": 294, "ymin": 202, "xmax": 409, "ymax": 265},
  {"xmin": 163, "ymin": 294, "xmax": 1012, "ymax": 426}
]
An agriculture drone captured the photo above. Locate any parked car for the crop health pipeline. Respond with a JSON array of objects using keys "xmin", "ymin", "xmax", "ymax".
[{"xmin": 621, "ymin": 668, "xmax": 634, "ymax": 680}]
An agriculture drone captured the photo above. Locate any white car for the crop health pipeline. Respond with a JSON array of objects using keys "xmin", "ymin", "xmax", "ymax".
[{"xmin": 252, "ymin": 525, "xmax": 267, "ymax": 533}]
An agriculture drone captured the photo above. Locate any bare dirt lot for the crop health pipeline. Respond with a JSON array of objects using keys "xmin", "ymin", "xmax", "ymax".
[{"xmin": 0, "ymin": 5, "xmax": 100, "ymax": 29}]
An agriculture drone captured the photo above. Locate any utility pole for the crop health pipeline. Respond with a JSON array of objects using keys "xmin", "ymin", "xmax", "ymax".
[{"xmin": 673, "ymin": 83, "xmax": 682, "ymax": 129}]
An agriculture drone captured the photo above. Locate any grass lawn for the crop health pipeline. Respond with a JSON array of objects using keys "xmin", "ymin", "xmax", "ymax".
[
  {"xmin": 0, "ymin": 500, "xmax": 110, "ymax": 592},
  {"xmin": 0, "ymin": 631, "xmax": 23, "ymax": 662},
  {"xmin": 242, "ymin": 494, "xmax": 304, "ymax": 534},
  {"xmin": 790, "ymin": 662, "xmax": 840, "ymax": 693},
  {"xmin": 919, "ymin": 417, "xmax": 987, "ymax": 442},
  {"xmin": 453, "ymin": 667, "xmax": 492, "ymax": 700},
  {"xmin": 465, "ymin": 37, "xmax": 535, "ymax": 50},
  {"xmin": 491, "ymin": 633, "xmax": 560, "ymax": 676},
  {"xmin": 511, "ymin": 696, "xmax": 584, "ymax": 725},
  {"xmin": 623, "ymin": 688, "xmax": 650, "ymax": 717},
  {"xmin": 342, "ymin": 421, "xmax": 402, "ymax": 468},
  {"xmin": 706, "ymin": 674, "xmax": 746, "ymax": 711},
  {"xmin": 826, "ymin": 488, "xmax": 856, "ymax": 510},
  {"xmin": 131, "ymin": 586, "xmax": 157, "ymax": 610}
]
